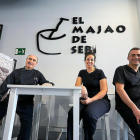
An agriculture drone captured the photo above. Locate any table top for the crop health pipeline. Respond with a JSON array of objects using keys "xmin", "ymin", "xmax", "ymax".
[
  {"xmin": 7, "ymin": 84, "xmax": 81, "ymax": 96},
  {"xmin": 7, "ymin": 84, "xmax": 81, "ymax": 90},
  {"xmin": 7, "ymin": 84, "xmax": 114, "ymax": 95}
]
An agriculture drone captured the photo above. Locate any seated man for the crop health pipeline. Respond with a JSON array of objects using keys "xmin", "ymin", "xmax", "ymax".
[
  {"xmin": 113, "ymin": 47, "xmax": 140, "ymax": 140},
  {"xmin": 0, "ymin": 54, "xmax": 53, "ymax": 140}
]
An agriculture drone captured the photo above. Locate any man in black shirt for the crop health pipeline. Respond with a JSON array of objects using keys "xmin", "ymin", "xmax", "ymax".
[
  {"xmin": 0, "ymin": 55, "xmax": 53, "ymax": 140},
  {"xmin": 113, "ymin": 47, "xmax": 140, "ymax": 140}
]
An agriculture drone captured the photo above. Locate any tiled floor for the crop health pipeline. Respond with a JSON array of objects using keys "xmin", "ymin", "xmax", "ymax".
[
  {"xmin": 0, "ymin": 128, "xmax": 135, "ymax": 140},
  {"xmin": 40, "ymin": 130, "xmax": 135, "ymax": 140}
]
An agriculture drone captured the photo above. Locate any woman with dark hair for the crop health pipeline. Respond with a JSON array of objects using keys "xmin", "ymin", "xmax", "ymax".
[{"xmin": 67, "ymin": 51, "xmax": 110, "ymax": 140}]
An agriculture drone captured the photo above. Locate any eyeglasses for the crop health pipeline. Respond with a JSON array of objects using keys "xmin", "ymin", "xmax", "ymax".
[{"xmin": 28, "ymin": 57, "xmax": 37, "ymax": 62}]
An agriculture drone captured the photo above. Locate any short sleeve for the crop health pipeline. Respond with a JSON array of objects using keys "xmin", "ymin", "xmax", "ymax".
[
  {"xmin": 78, "ymin": 70, "xmax": 82, "ymax": 78},
  {"xmin": 99, "ymin": 70, "xmax": 106, "ymax": 80},
  {"xmin": 113, "ymin": 66, "xmax": 125, "ymax": 86}
]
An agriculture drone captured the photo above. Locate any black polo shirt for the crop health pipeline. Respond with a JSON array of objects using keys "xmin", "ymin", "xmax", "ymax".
[
  {"xmin": 78, "ymin": 69, "xmax": 109, "ymax": 100},
  {"xmin": 113, "ymin": 65, "xmax": 140, "ymax": 110}
]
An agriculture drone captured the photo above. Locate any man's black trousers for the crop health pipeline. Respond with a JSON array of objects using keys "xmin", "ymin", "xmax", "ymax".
[{"xmin": 118, "ymin": 107, "xmax": 140, "ymax": 140}]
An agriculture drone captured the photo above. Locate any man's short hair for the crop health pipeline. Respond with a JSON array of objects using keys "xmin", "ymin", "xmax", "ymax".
[
  {"xmin": 128, "ymin": 47, "xmax": 140, "ymax": 57},
  {"xmin": 26, "ymin": 55, "xmax": 38, "ymax": 63}
]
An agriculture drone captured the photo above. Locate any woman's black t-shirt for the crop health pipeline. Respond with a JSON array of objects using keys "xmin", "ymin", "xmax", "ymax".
[{"xmin": 78, "ymin": 69, "xmax": 109, "ymax": 100}]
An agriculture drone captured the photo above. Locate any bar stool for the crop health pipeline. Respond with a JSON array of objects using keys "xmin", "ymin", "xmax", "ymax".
[
  {"xmin": 100, "ymin": 113, "xmax": 111, "ymax": 140},
  {"xmin": 78, "ymin": 113, "xmax": 111, "ymax": 140},
  {"xmin": 116, "ymin": 112, "xmax": 128, "ymax": 140}
]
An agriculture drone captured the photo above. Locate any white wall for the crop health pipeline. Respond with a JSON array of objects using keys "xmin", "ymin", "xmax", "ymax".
[
  {"xmin": 0, "ymin": 0, "xmax": 140, "ymax": 88},
  {"xmin": 136, "ymin": 0, "xmax": 140, "ymax": 31},
  {"xmin": 0, "ymin": 0, "xmax": 140, "ymax": 129}
]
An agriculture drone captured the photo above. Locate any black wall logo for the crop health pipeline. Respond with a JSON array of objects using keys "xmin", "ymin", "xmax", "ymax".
[
  {"xmin": 37, "ymin": 17, "xmax": 126, "ymax": 55},
  {"xmin": 37, "ymin": 18, "xmax": 69, "ymax": 55}
]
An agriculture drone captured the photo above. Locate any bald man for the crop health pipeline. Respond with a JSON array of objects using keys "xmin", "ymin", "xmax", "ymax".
[{"xmin": 0, "ymin": 55, "xmax": 53, "ymax": 140}]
